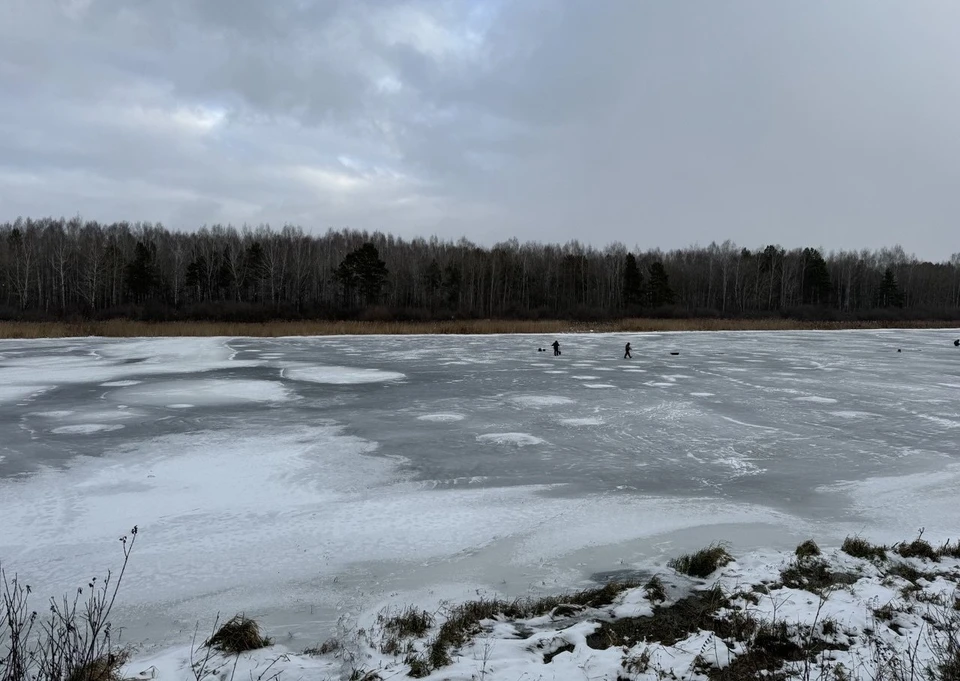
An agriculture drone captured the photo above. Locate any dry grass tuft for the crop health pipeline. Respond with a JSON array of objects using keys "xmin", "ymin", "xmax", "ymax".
[
  {"xmin": 841, "ymin": 536, "xmax": 888, "ymax": 561},
  {"xmin": 896, "ymin": 531, "xmax": 939, "ymax": 562},
  {"xmin": 378, "ymin": 606, "xmax": 434, "ymax": 656},
  {"xmin": 939, "ymin": 540, "xmax": 960, "ymax": 560},
  {"xmin": 886, "ymin": 562, "xmax": 935, "ymax": 584},
  {"xmin": 795, "ymin": 540, "xmax": 822, "ymax": 560},
  {"xmin": 586, "ymin": 584, "xmax": 729, "ymax": 650},
  {"xmin": 382, "ymin": 607, "xmax": 434, "ymax": 639},
  {"xmin": 303, "ymin": 638, "xmax": 340, "ymax": 656},
  {"xmin": 424, "ymin": 580, "xmax": 642, "ymax": 671},
  {"xmin": 205, "ymin": 615, "xmax": 271, "ymax": 654},
  {"xmin": 643, "ymin": 575, "xmax": 667, "ymax": 603},
  {"xmin": 405, "ymin": 653, "xmax": 431, "ymax": 678},
  {"xmin": 65, "ymin": 651, "xmax": 131, "ymax": 681},
  {"xmin": 781, "ymin": 559, "xmax": 858, "ymax": 593},
  {"xmin": 669, "ymin": 544, "xmax": 734, "ymax": 579}
]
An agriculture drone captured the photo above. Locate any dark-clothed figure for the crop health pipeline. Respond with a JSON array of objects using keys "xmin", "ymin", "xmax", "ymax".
[
  {"xmin": 552, "ymin": 340, "xmax": 561, "ymax": 356},
  {"xmin": 624, "ymin": 342, "xmax": 632, "ymax": 359}
]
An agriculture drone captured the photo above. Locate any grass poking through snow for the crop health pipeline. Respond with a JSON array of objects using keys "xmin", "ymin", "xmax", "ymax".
[
  {"xmin": 378, "ymin": 607, "xmax": 434, "ymax": 656},
  {"xmin": 795, "ymin": 539, "xmax": 821, "ymax": 560},
  {"xmin": 425, "ymin": 580, "xmax": 643, "ymax": 671},
  {"xmin": 669, "ymin": 544, "xmax": 734, "ymax": 578},
  {"xmin": 841, "ymin": 536, "xmax": 888, "ymax": 561},
  {"xmin": 781, "ymin": 558, "xmax": 858, "ymax": 594},
  {"xmin": 205, "ymin": 615, "xmax": 271, "ymax": 654},
  {"xmin": 895, "ymin": 530, "xmax": 939, "ymax": 562},
  {"xmin": 643, "ymin": 575, "xmax": 667, "ymax": 603},
  {"xmin": 586, "ymin": 584, "xmax": 729, "ymax": 649},
  {"xmin": 65, "ymin": 651, "xmax": 131, "ymax": 681}
]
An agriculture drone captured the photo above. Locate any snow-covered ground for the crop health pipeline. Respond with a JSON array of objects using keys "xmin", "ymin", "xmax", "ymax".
[
  {"xmin": 121, "ymin": 542, "xmax": 960, "ymax": 681},
  {"xmin": 1, "ymin": 330, "xmax": 959, "ymax": 677}
]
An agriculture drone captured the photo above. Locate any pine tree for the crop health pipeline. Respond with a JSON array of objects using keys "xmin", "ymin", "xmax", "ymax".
[
  {"xmin": 185, "ymin": 255, "xmax": 206, "ymax": 299},
  {"xmin": 217, "ymin": 247, "xmax": 234, "ymax": 294},
  {"xmin": 648, "ymin": 261, "xmax": 674, "ymax": 307},
  {"xmin": 876, "ymin": 268, "xmax": 904, "ymax": 307},
  {"xmin": 335, "ymin": 243, "xmax": 389, "ymax": 305},
  {"xmin": 421, "ymin": 259, "xmax": 443, "ymax": 309},
  {"xmin": 244, "ymin": 241, "xmax": 265, "ymax": 301},
  {"xmin": 424, "ymin": 259, "xmax": 442, "ymax": 291},
  {"xmin": 125, "ymin": 242, "xmax": 157, "ymax": 302},
  {"xmin": 801, "ymin": 248, "xmax": 831, "ymax": 305},
  {"xmin": 442, "ymin": 263, "xmax": 462, "ymax": 308},
  {"xmin": 622, "ymin": 253, "xmax": 644, "ymax": 308}
]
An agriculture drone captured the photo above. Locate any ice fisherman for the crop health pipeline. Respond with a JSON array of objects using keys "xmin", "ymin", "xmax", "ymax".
[
  {"xmin": 954, "ymin": 339, "xmax": 959, "ymax": 347},
  {"xmin": 624, "ymin": 342, "xmax": 632, "ymax": 359},
  {"xmin": 552, "ymin": 340, "xmax": 561, "ymax": 356}
]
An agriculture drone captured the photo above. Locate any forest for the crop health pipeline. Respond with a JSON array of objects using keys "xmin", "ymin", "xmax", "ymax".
[{"xmin": 1, "ymin": 216, "xmax": 958, "ymax": 322}]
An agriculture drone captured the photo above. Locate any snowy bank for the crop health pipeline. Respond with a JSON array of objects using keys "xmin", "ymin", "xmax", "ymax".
[{"xmin": 98, "ymin": 536, "xmax": 960, "ymax": 681}]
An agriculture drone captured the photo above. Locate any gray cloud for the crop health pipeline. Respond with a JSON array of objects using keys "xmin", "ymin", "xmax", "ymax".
[{"xmin": 1, "ymin": 0, "xmax": 959, "ymax": 260}]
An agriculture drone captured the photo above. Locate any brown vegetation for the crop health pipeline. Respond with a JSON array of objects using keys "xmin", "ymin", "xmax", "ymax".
[
  {"xmin": 795, "ymin": 539, "xmax": 822, "ymax": 560},
  {"xmin": 425, "ymin": 580, "xmax": 643, "ymax": 672},
  {"xmin": 0, "ymin": 527, "xmax": 138, "ymax": 681},
  {"xmin": 205, "ymin": 615, "xmax": 272, "ymax": 654},
  {"xmin": 2, "ymin": 317, "xmax": 956, "ymax": 339},
  {"xmin": 841, "ymin": 536, "xmax": 889, "ymax": 561},
  {"xmin": 379, "ymin": 538, "xmax": 960, "ymax": 681},
  {"xmin": 668, "ymin": 544, "xmax": 734, "ymax": 578}
]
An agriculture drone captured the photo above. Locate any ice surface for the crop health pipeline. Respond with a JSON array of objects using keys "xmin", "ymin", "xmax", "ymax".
[
  {"xmin": 559, "ymin": 417, "xmax": 603, "ymax": 426},
  {"xmin": 417, "ymin": 413, "xmax": 465, "ymax": 422},
  {"xmin": 50, "ymin": 424, "xmax": 125, "ymax": 434},
  {"xmin": 2, "ymin": 330, "xmax": 960, "ymax": 656},
  {"xmin": 106, "ymin": 379, "xmax": 289, "ymax": 406},
  {"xmin": 282, "ymin": 364, "xmax": 405, "ymax": 384},
  {"xmin": 508, "ymin": 395, "xmax": 575, "ymax": 407},
  {"xmin": 0, "ymin": 384, "xmax": 52, "ymax": 403},
  {"xmin": 0, "ymin": 339, "xmax": 261, "ymax": 405},
  {"xmin": 477, "ymin": 432, "xmax": 547, "ymax": 446}
]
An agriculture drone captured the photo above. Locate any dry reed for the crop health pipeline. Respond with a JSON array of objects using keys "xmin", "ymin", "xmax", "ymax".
[{"xmin": 0, "ymin": 317, "xmax": 956, "ymax": 339}]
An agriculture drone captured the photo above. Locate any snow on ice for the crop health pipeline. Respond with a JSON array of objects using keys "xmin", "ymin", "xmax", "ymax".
[{"xmin": 1, "ymin": 330, "xmax": 960, "ymax": 680}]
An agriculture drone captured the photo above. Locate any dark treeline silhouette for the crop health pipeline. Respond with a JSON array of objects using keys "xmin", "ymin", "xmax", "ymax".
[{"xmin": 2, "ymin": 216, "xmax": 959, "ymax": 322}]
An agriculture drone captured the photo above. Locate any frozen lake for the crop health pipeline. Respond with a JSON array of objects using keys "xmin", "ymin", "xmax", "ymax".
[{"xmin": 1, "ymin": 330, "xmax": 959, "ymax": 652}]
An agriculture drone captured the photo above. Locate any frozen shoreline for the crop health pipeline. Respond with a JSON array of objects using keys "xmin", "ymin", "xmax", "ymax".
[{"xmin": 110, "ymin": 538, "xmax": 960, "ymax": 681}]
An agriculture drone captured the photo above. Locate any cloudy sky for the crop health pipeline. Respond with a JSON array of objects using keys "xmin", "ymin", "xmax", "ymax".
[{"xmin": 1, "ymin": 1, "xmax": 959, "ymax": 260}]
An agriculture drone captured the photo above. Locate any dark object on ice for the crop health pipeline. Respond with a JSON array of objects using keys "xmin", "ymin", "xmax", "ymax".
[
  {"xmin": 538, "ymin": 348, "xmax": 544, "ymax": 352},
  {"xmin": 898, "ymin": 349, "xmax": 902, "ymax": 353},
  {"xmin": 954, "ymin": 339, "xmax": 959, "ymax": 347},
  {"xmin": 624, "ymin": 342, "xmax": 632, "ymax": 359},
  {"xmin": 552, "ymin": 340, "xmax": 561, "ymax": 356},
  {"xmin": 670, "ymin": 351, "xmax": 679, "ymax": 356}
]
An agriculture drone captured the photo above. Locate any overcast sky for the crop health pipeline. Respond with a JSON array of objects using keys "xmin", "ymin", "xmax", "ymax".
[{"xmin": 1, "ymin": 1, "xmax": 959, "ymax": 260}]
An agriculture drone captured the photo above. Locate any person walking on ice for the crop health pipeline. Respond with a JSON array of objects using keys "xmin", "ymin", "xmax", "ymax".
[
  {"xmin": 552, "ymin": 340, "xmax": 561, "ymax": 356},
  {"xmin": 624, "ymin": 342, "xmax": 632, "ymax": 359}
]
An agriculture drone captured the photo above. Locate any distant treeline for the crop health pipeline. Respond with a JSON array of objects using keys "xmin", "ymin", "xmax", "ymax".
[{"xmin": 1, "ymin": 217, "xmax": 959, "ymax": 322}]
